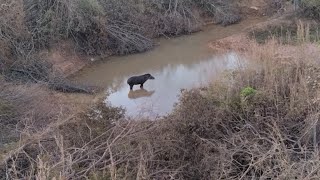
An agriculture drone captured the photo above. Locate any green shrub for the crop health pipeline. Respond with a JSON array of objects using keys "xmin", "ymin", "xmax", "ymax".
[{"xmin": 240, "ymin": 86, "xmax": 257, "ymax": 98}]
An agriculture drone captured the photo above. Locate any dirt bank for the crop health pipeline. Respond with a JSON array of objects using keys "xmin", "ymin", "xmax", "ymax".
[{"xmin": 38, "ymin": 41, "xmax": 89, "ymax": 77}]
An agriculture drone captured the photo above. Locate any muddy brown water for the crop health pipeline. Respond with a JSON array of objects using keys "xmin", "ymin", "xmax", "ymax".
[{"xmin": 71, "ymin": 18, "xmax": 265, "ymax": 118}]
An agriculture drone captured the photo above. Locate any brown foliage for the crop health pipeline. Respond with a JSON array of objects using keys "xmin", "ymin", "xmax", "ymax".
[{"xmin": 3, "ymin": 40, "xmax": 320, "ymax": 179}]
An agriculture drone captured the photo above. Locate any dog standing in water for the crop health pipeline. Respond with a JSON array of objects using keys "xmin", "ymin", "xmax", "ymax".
[{"xmin": 127, "ymin": 73, "xmax": 155, "ymax": 90}]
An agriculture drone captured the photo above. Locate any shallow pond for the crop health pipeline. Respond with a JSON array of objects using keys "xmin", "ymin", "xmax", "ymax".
[{"xmin": 71, "ymin": 18, "xmax": 264, "ymax": 118}]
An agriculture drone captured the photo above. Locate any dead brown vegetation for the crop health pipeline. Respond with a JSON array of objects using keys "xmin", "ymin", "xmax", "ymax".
[
  {"xmin": 0, "ymin": 0, "xmax": 241, "ymax": 66},
  {"xmin": 3, "ymin": 1, "xmax": 320, "ymax": 179},
  {"xmin": 0, "ymin": 0, "xmax": 242, "ymax": 95},
  {"xmin": 2, "ymin": 34, "xmax": 320, "ymax": 179}
]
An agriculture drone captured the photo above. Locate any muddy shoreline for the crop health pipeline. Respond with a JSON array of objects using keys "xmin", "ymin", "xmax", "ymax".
[
  {"xmin": 66, "ymin": 17, "xmax": 271, "ymax": 118},
  {"xmin": 57, "ymin": 15, "xmax": 268, "ymax": 80},
  {"xmin": 69, "ymin": 17, "xmax": 268, "ymax": 81}
]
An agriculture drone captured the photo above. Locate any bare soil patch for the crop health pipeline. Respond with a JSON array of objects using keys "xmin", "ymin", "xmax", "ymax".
[{"xmin": 40, "ymin": 41, "xmax": 89, "ymax": 77}]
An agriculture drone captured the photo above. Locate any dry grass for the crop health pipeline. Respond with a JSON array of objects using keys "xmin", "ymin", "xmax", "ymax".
[
  {"xmin": 2, "ymin": 3, "xmax": 320, "ymax": 179},
  {"xmin": 2, "ymin": 32, "xmax": 320, "ymax": 179},
  {"xmin": 249, "ymin": 19, "xmax": 320, "ymax": 45},
  {"xmin": 0, "ymin": 0, "xmax": 241, "ymax": 61}
]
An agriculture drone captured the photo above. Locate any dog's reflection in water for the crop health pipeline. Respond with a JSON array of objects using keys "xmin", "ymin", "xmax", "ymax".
[{"xmin": 128, "ymin": 88, "xmax": 155, "ymax": 99}]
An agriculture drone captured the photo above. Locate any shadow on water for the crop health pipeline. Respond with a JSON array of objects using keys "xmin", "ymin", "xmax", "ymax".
[{"xmin": 128, "ymin": 88, "xmax": 156, "ymax": 99}]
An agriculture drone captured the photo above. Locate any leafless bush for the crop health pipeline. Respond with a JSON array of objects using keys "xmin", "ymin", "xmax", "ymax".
[
  {"xmin": 3, "ymin": 40, "xmax": 320, "ymax": 179},
  {"xmin": 105, "ymin": 22, "xmax": 154, "ymax": 55},
  {"xmin": 1, "ymin": 0, "xmax": 241, "ymax": 88},
  {"xmin": 0, "ymin": 0, "xmax": 29, "ymax": 69},
  {"xmin": 0, "ymin": 80, "xmax": 78, "ymax": 170},
  {"xmin": 265, "ymin": 0, "xmax": 287, "ymax": 15},
  {"xmin": 0, "ymin": 81, "xmax": 81, "ymax": 179},
  {"xmin": 4, "ymin": 57, "xmax": 51, "ymax": 83},
  {"xmin": 1, "ymin": 0, "xmax": 241, "ymax": 59},
  {"xmin": 300, "ymin": 0, "xmax": 320, "ymax": 20},
  {"xmin": 194, "ymin": 0, "xmax": 241, "ymax": 26},
  {"xmin": 1, "ymin": 54, "xmax": 94, "ymax": 94}
]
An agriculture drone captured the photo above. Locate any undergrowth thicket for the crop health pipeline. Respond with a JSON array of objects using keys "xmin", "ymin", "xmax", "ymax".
[
  {"xmin": 2, "ymin": 1, "xmax": 320, "ymax": 179},
  {"xmin": 2, "ymin": 25, "xmax": 320, "ymax": 179},
  {"xmin": 0, "ymin": 0, "xmax": 240, "ymax": 78}
]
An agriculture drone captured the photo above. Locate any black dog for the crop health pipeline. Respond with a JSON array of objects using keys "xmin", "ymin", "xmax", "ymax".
[{"xmin": 127, "ymin": 73, "xmax": 155, "ymax": 90}]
